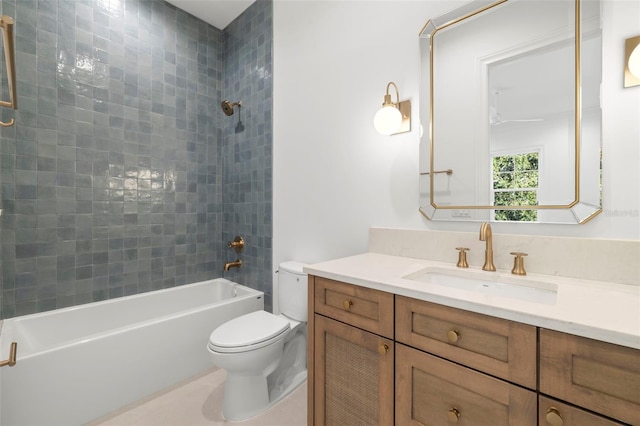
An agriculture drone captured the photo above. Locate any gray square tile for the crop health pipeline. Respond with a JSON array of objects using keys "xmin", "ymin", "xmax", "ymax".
[{"xmin": 1, "ymin": 0, "xmax": 272, "ymax": 319}]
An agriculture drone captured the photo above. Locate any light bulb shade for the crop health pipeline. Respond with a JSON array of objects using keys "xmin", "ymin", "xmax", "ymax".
[{"xmin": 373, "ymin": 105, "xmax": 402, "ymax": 135}]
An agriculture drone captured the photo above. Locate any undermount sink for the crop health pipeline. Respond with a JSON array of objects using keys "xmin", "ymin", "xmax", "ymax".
[{"xmin": 403, "ymin": 267, "xmax": 558, "ymax": 305}]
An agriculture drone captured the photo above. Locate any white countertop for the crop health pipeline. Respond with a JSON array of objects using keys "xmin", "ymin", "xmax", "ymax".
[{"xmin": 305, "ymin": 252, "xmax": 640, "ymax": 350}]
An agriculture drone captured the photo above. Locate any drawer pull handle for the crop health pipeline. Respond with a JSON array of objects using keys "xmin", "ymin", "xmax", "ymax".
[
  {"xmin": 545, "ymin": 407, "xmax": 563, "ymax": 426},
  {"xmin": 447, "ymin": 407, "xmax": 460, "ymax": 423},
  {"xmin": 447, "ymin": 330, "xmax": 460, "ymax": 343},
  {"xmin": 378, "ymin": 343, "xmax": 389, "ymax": 355},
  {"xmin": 343, "ymin": 299, "xmax": 353, "ymax": 310}
]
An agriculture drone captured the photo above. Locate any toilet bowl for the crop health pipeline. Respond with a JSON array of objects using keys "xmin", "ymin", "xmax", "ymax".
[{"xmin": 207, "ymin": 261, "xmax": 308, "ymax": 421}]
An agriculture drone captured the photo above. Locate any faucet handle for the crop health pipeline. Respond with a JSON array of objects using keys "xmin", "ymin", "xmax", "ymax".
[
  {"xmin": 455, "ymin": 247, "xmax": 469, "ymax": 268},
  {"xmin": 228, "ymin": 236, "xmax": 245, "ymax": 253},
  {"xmin": 510, "ymin": 252, "xmax": 528, "ymax": 275}
]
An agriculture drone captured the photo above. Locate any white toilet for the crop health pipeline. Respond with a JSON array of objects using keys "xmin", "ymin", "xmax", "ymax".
[{"xmin": 207, "ymin": 261, "xmax": 308, "ymax": 421}]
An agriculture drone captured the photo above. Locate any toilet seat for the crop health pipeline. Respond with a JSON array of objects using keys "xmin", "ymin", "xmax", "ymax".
[{"xmin": 208, "ymin": 311, "xmax": 291, "ymax": 354}]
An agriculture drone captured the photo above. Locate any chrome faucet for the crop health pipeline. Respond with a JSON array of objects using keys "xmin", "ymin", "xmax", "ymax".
[
  {"xmin": 224, "ymin": 259, "xmax": 242, "ymax": 271},
  {"xmin": 479, "ymin": 222, "xmax": 496, "ymax": 271}
]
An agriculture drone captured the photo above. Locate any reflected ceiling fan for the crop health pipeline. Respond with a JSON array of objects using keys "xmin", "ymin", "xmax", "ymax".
[{"xmin": 489, "ymin": 90, "xmax": 544, "ymax": 125}]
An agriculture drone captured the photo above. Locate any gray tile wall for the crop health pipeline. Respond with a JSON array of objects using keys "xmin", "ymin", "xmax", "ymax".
[
  {"xmin": 0, "ymin": 0, "xmax": 273, "ymax": 319},
  {"xmin": 221, "ymin": 1, "xmax": 273, "ymax": 311}
]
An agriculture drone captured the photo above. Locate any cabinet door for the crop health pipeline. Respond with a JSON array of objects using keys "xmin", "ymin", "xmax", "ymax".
[
  {"xmin": 314, "ymin": 314, "xmax": 394, "ymax": 426},
  {"xmin": 539, "ymin": 396, "xmax": 624, "ymax": 426},
  {"xmin": 396, "ymin": 343, "xmax": 536, "ymax": 426},
  {"xmin": 539, "ymin": 329, "xmax": 640, "ymax": 425}
]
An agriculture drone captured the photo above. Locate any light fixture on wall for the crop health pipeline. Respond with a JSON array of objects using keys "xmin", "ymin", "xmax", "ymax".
[
  {"xmin": 624, "ymin": 35, "xmax": 640, "ymax": 88},
  {"xmin": 373, "ymin": 82, "xmax": 411, "ymax": 135}
]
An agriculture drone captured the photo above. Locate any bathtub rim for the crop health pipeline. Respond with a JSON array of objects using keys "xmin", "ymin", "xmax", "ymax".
[{"xmin": 0, "ymin": 278, "xmax": 263, "ymax": 360}]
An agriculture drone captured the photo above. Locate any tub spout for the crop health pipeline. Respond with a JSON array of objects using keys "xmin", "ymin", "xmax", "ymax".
[{"xmin": 224, "ymin": 259, "xmax": 242, "ymax": 271}]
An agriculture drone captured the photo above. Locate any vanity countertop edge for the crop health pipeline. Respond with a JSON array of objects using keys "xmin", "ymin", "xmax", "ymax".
[{"xmin": 304, "ymin": 252, "xmax": 640, "ymax": 350}]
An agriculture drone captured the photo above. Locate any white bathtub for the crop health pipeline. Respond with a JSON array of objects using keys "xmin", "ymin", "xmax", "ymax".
[{"xmin": 0, "ymin": 278, "xmax": 263, "ymax": 426}]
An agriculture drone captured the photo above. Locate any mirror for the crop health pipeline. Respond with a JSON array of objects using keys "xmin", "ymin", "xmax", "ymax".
[{"xmin": 418, "ymin": 0, "xmax": 602, "ymax": 224}]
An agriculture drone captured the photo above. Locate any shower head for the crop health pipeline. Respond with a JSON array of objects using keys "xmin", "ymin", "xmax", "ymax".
[{"xmin": 221, "ymin": 100, "xmax": 242, "ymax": 116}]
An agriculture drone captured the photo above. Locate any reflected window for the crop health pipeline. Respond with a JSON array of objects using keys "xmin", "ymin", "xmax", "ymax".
[{"xmin": 491, "ymin": 151, "xmax": 539, "ymax": 222}]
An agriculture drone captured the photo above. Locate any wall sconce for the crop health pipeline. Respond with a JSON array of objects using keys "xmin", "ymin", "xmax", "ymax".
[
  {"xmin": 624, "ymin": 35, "xmax": 640, "ymax": 88},
  {"xmin": 373, "ymin": 82, "xmax": 411, "ymax": 135}
]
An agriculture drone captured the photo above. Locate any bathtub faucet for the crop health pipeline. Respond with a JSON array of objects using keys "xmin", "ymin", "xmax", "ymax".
[{"xmin": 224, "ymin": 259, "xmax": 242, "ymax": 271}]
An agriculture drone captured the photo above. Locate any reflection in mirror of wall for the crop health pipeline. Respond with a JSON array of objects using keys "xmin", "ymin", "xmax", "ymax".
[{"xmin": 418, "ymin": 0, "xmax": 602, "ymax": 224}]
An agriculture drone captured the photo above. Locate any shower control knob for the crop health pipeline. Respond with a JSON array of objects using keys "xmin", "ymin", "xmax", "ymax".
[{"xmin": 227, "ymin": 236, "xmax": 245, "ymax": 253}]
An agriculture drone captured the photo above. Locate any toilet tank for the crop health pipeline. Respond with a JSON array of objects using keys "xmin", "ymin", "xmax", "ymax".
[{"xmin": 278, "ymin": 261, "xmax": 308, "ymax": 322}]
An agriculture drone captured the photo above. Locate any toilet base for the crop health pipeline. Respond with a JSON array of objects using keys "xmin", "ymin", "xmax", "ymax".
[
  {"xmin": 268, "ymin": 370, "xmax": 307, "ymax": 410},
  {"xmin": 222, "ymin": 373, "xmax": 270, "ymax": 421},
  {"xmin": 267, "ymin": 329, "xmax": 307, "ymax": 404},
  {"xmin": 222, "ymin": 372, "xmax": 307, "ymax": 422},
  {"xmin": 220, "ymin": 329, "xmax": 308, "ymax": 421}
]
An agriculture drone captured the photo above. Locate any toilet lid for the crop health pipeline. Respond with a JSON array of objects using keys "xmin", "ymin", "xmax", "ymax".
[{"xmin": 209, "ymin": 310, "xmax": 290, "ymax": 351}]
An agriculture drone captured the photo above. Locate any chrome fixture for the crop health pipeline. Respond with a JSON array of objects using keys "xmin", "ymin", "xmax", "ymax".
[
  {"xmin": 221, "ymin": 99, "xmax": 242, "ymax": 116},
  {"xmin": 224, "ymin": 259, "xmax": 242, "ymax": 271},
  {"xmin": 479, "ymin": 222, "xmax": 496, "ymax": 271},
  {"xmin": 455, "ymin": 247, "xmax": 469, "ymax": 268},
  {"xmin": 510, "ymin": 252, "xmax": 528, "ymax": 276},
  {"xmin": 228, "ymin": 236, "xmax": 245, "ymax": 253},
  {"xmin": 0, "ymin": 342, "xmax": 17, "ymax": 367},
  {"xmin": 0, "ymin": 15, "xmax": 17, "ymax": 127},
  {"xmin": 625, "ymin": 35, "xmax": 640, "ymax": 88},
  {"xmin": 373, "ymin": 81, "xmax": 411, "ymax": 135}
]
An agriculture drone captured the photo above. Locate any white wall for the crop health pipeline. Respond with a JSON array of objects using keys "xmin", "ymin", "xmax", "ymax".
[{"xmin": 273, "ymin": 0, "xmax": 640, "ymax": 268}]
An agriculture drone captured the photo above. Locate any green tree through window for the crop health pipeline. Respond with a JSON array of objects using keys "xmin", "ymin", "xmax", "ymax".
[{"xmin": 492, "ymin": 152, "xmax": 539, "ymax": 221}]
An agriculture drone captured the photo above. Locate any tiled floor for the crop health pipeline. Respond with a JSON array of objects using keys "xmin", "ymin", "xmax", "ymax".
[{"xmin": 88, "ymin": 368, "xmax": 307, "ymax": 426}]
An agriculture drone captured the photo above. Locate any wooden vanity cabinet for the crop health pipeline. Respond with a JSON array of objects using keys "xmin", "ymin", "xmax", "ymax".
[
  {"xmin": 308, "ymin": 276, "xmax": 639, "ymax": 426},
  {"xmin": 309, "ymin": 276, "xmax": 395, "ymax": 425}
]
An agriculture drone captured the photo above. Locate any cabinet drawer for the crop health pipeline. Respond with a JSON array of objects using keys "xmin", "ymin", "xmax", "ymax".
[
  {"xmin": 314, "ymin": 277, "xmax": 394, "ymax": 338},
  {"xmin": 539, "ymin": 329, "xmax": 640, "ymax": 425},
  {"xmin": 539, "ymin": 396, "xmax": 624, "ymax": 426},
  {"xmin": 396, "ymin": 296, "xmax": 536, "ymax": 389},
  {"xmin": 396, "ymin": 343, "xmax": 537, "ymax": 426}
]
